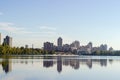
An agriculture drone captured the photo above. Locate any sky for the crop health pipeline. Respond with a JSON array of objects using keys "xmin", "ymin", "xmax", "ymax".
[{"xmin": 0, "ymin": 0, "xmax": 120, "ymax": 50}]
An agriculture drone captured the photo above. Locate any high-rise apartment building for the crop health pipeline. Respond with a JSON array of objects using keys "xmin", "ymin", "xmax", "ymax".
[
  {"xmin": 100, "ymin": 44, "xmax": 107, "ymax": 51},
  {"xmin": 25, "ymin": 45, "xmax": 28, "ymax": 48},
  {"xmin": 44, "ymin": 42, "xmax": 54, "ymax": 51},
  {"xmin": 71, "ymin": 40, "xmax": 80, "ymax": 49},
  {"xmin": 57, "ymin": 37, "xmax": 62, "ymax": 47},
  {"xmin": 87, "ymin": 42, "xmax": 92, "ymax": 49},
  {"xmin": 57, "ymin": 37, "xmax": 63, "ymax": 51},
  {"xmin": 74, "ymin": 41, "xmax": 80, "ymax": 49},
  {"xmin": 3, "ymin": 35, "xmax": 12, "ymax": 47}
]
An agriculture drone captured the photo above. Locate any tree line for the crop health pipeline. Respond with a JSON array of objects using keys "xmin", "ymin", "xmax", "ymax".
[
  {"xmin": 82, "ymin": 50, "xmax": 120, "ymax": 56},
  {"xmin": 0, "ymin": 45, "xmax": 55, "ymax": 56}
]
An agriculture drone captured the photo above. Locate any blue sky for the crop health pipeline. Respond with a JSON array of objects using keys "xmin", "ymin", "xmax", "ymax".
[{"xmin": 0, "ymin": 0, "xmax": 120, "ymax": 49}]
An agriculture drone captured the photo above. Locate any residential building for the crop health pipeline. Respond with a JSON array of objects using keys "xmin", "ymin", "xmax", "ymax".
[
  {"xmin": 87, "ymin": 42, "xmax": 92, "ymax": 49},
  {"xmin": 100, "ymin": 44, "xmax": 107, "ymax": 51},
  {"xmin": 57, "ymin": 37, "xmax": 62, "ymax": 47},
  {"xmin": 3, "ymin": 35, "xmax": 12, "ymax": 47},
  {"xmin": 44, "ymin": 42, "xmax": 54, "ymax": 51},
  {"xmin": 86, "ymin": 42, "xmax": 93, "ymax": 54},
  {"xmin": 74, "ymin": 40, "xmax": 80, "ymax": 49},
  {"xmin": 109, "ymin": 47, "xmax": 113, "ymax": 52},
  {"xmin": 63, "ymin": 44, "xmax": 70, "ymax": 52},
  {"xmin": 25, "ymin": 45, "xmax": 28, "ymax": 48},
  {"xmin": 77, "ymin": 46, "xmax": 88, "ymax": 54},
  {"xmin": 57, "ymin": 37, "xmax": 63, "ymax": 51},
  {"xmin": 92, "ymin": 47, "xmax": 100, "ymax": 52},
  {"xmin": 71, "ymin": 40, "xmax": 80, "ymax": 49}
]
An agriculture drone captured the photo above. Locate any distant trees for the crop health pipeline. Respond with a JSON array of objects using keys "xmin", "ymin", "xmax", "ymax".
[
  {"xmin": 90, "ymin": 51, "xmax": 120, "ymax": 56},
  {"xmin": 0, "ymin": 45, "xmax": 55, "ymax": 56}
]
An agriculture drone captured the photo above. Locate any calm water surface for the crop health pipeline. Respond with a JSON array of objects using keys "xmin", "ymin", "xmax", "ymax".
[{"xmin": 0, "ymin": 55, "xmax": 120, "ymax": 80}]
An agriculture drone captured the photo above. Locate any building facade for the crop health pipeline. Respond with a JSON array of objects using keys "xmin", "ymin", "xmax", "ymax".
[
  {"xmin": 44, "ymin": 42, "xmax": 54, "ymax": 51},
  {"xmin": 25, "ymin": 45, "xmax": 28, "ymax": 48},
  {"xmin": 71, "ymin": 40, "xmax": 80, "ymax": 49},
  {"xmin": 63, "ymin": 44, "xmax": 70, "ymax": 52},
  {"xmin": 57, "ymin": 37, "xmax": 63, "ymax": 51},
  {"xmin": 3, "ymin": 35, "xmax": 12, "ymax": 47},
  {"xmin": 57, "ymin": 37, "xmax": 62, "ymax": 47},
  {"xmin": 100, "ymin": 44, "xmax": 107, "ymax": 51}
]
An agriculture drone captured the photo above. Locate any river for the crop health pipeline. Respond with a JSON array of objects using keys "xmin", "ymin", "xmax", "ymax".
[{"xmin": 0, "ymin": 55, "xmax": 120, "ymax": 80}]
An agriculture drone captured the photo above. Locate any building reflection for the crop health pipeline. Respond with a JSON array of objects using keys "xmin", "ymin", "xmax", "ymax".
[
  {"xmin": 69, "ymin": 59, "xmax": 80, "ymax": 69},
  {"xmin": 86, "ymin": 59, "xmax": 92, "ymax": 69},
  {"xmin": 0, "ymin": 59, "xmax": 12, "ymax": 74},
  {"xmin": 57, "ymin": 56, "xmax": 62, "ymax": 73},
  {"xmin": 43, "ymin": 60, "xmax": 54, "ymax": 68},
  {"xmin": 43, "ymin": 56, "xmax": 55, "ymax": 68},
  {"xmin": 43, "ymin": 56, "xmax": 109, "ymax": 73},
  {"xmin": 100, "ymin": 59, "xmax": 107, "ymax": 66},
  {"xmin": 0, "ymin": 56, "xmax": 110, "ymax": 74}
]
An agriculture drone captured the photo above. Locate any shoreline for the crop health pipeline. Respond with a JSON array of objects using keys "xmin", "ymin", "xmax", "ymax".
[{"xmin": 0, "ymin": 54, "xmax": 120, "ymax": 57}]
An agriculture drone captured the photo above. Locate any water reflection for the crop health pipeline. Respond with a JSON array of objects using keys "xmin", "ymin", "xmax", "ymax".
[
  {"xmin": 0, "ymin": 56, "xmax": 117, "ymax": 74},
  {"xmin": 57, "ymin": 56, "xmax": 62, "ymax": 73},
  {"xmin": 0, "ymin": 59, "xmax": 12, "ymax": 73},
  {"xmin": 42, "ymin": 56, "xmax": 108, "ymax": 72}
]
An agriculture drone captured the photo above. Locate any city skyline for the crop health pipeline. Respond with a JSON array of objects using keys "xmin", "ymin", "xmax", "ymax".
[{"xmin": 0, "ymin": 0, "xmax": 120, "ymax": 50}]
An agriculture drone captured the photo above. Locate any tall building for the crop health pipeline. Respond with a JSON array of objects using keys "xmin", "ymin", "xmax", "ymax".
[
  {"xmin": 71, "ymin": 40, "xmax": 80, "ymax": 49},
  {"xmin": 57, "ymin": 37, "xmax": 62, "ymax": 47},
  {"xmin": 63, "ymin": 44, "xmax": 70, "ymax": 52},
  {"xmin": 100, "ymin": 44, "xmax": 107, "ymax": 51},
  {"xmin": 104, "ymin": 44, "xmax": 107, "ymax": 50},
  {"xmin": 87, "ymin": 42, "xmax": 92, "ymax": 49},
  {"xmin": 57, "ymin": 37, "xmax": 63, "ymax": 51},
  {"xmin": 87, "ymin": 42, "xmax": 93, "ymax": 54},
  {"xmin": 74, "ymin": 41, "xmax": 80, "ymax": 49},
  {"xmin": 44, "ymin": 42, "xmax": 54, "ymax": 51},
  {"xmin": 25, "ymin": 45, "xmax": 28, "ymax": 48},
  {"xmin": 3, "ymin": 35, "xmax": 12, "ymax": 47},
  {"xmin": 0, "ymin": 33, "xmax": 1, "ymax": 45},
  {"xmin": 109, "ymin": 47, "xmax": 113, "ymax": 52}
]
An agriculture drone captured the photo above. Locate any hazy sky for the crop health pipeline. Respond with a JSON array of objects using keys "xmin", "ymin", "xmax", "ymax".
[{"xmin": 0, "ymin": 0, "xmax": 120, "ymax": 49}]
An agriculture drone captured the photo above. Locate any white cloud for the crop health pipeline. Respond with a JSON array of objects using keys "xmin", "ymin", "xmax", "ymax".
[
  {"xmin": 39, "ymin": 26, "xmax": 56, "ymax": 31},
  {"xmin": 0, "ymin": 22, "xmax": 57, "ymax": 37},
  {"xmin": 0, "ymin": 22, "xmax": 14, "ymax": 26},
  {"xmin": 0, "ymin": 22, "xmax": 25, "ymax": 33},
  {"xmin": 0, "ymin": 12, "xmax": 3, "ymax": 15},
  {"xmin": 37, "ymin": 26, "xmax": 57, "ymax": 37},
  {"xmin": 0, "ymin": 22, "xmax": 60, "ymax": 48}
]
